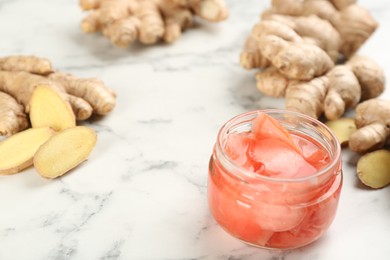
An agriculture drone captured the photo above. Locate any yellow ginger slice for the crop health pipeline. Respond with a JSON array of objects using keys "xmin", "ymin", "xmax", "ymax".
[
  {"xmin": 34, "ymin": 126, "xmax": 97, "ymax": 179},
  {"xmin": 357, "ymin": 149, "xmax": 390, "ymax": 189},
  {"xmin": 29, "ymin": 85, "xmax": 76, "ymax": 131},
  {"xmin": 0, "ymin": 127, "xmax": 54, "ymax": 175},
  {"xmin": 325, "ymin": 118, "xmax": 356, "ymax": 146}
]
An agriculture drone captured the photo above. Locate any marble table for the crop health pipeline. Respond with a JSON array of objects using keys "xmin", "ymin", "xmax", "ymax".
[{"xmin": 0, "ymin": 0, "xmax": 389, "ymax": 259}]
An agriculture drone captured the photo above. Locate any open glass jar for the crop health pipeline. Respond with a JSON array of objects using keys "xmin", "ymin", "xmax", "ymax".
[{"xmin": 208, "ymin": 110, "xmax": 342, "ymax": 249}]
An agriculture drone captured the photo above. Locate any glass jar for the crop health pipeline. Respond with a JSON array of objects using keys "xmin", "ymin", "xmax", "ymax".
[{"xmin": 208, "ymin": 110, "xmax": 342, "ymax": 249}]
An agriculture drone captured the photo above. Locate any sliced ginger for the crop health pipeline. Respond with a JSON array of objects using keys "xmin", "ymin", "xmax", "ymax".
[
  {"xmin": 34, "ymin": 126, "xmax": 97, "ymax": 179},
  {"xmin": 0, "ymin": 127, "xmax": 54, "ymax": 175},
  {"xmin": 357, "ymin": 149, "xmax": 390, "ymax": 189},
  {"xmin": 0, "ymin": 56, "xmax": 110, "ymax": 180},
  {"xmin": 325, "ymin": 118, "xmax": 356, "ymax": 146},
  {"xmin": 0, "ymin": 55, "xmax": 116, "ymax": 136},
  {"xmin": 30, "ymin": 85, "xmax": 76, "ymax": 131}
]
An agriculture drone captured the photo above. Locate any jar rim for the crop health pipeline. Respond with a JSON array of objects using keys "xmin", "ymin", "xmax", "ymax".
[{"xmin": 216, "ymin": 109, "xmax": 341, "ymax": 183}]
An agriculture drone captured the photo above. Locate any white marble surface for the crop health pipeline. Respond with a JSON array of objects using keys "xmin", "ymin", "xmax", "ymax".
[{"xmin": 0, "ymin": 0, "xmax": 389, "ymax": 259}]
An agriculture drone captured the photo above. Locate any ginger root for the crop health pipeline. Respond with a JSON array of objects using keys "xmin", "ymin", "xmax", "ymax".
[
  {"xmin": 241, "ymin": 14, "xmax": 339, "ymax": 74},
  {"xmin": 0, "ymin": 92, "xmax": 28, "ymax": 136},
  {"xmin": 266, "ymin": 0, "xmax": 377, "ymax": 58},
  {"xmin": 349, "ymin": 99, "xmax": 390, "ymax": 154},
  {"xmin": 255, "ymin": 55, "xmax": 385, "ymax": 120},
  {"xmin": 240, "ymin": 0, "xmax": 378, "ymax": 95},
  {"xmin": 285, "ymin": 76, "xmax": 329, "ymax": 119},
  {"xmin": 34, "ymin": 126, "xmax": 97, "ymax": 179},
  {"xmin": 79, "ymin": 0, "xmax": 228, "ymax": 47},
  {"xmin": 261, "ymin": 14, "xmax": 342, "ymax": 61},
  {"xmin": 323, "ymin": 65, "xmax": 360, "ymax": 120},
  {"xmin": 259, "ymin": 35, "xmax": 333, "ymax": 80},
  {"xmin": 0, "ymin": 55, "xmax": 116, "ymax": 136},
  {"xmin": 0, "ymin": 55, "xmax": 53, "ymax": 75},
  {"xmin": 357, "ymin": 149, "xmax": 390, "ymax": 189},
  {"xmin": 0, "ymin": 127, "xmax": 54, "ymax": 175},
  {"xmin": 347, "ymin": 55, "xmax": 386, "ymax": 101}
]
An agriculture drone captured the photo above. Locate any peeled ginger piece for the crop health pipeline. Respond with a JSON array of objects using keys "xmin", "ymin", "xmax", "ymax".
[
  {"xmin": 34, "ymin": 126, "xmax": 97, "ymax": 179},
  {"xmin": 357, "ymin": 149, "xmax": 390, "ymax": 189},
  {"xmin": 29, "ymin": 85, "xmax": 76, "ymax": 131},
  {"xmin": 325, "ymin": 118, "xmax": 356, "ymax": 146},
  {"xmin": 0, "ymin": 127, "xmax": 54, "ymax": 175}
]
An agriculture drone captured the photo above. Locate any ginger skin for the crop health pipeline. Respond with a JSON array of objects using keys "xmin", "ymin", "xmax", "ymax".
[
  {"xmin": 79, "ymin": 0, "xmax": 228, "ymax": 47},
  {"xmin": 324, "ymin": 65, "xmax": 360, "ymax": 120},
  {"xmin": 0, "ymin": 56, "xmax": 53, "ymax": 75},
  {"xmin": 347, "ymin": 56, "xmax": 386, "ymax": 101},
  {"xmin": 241, "ymin": 0, "xmax": 377, "ymax": 76},
  {"xmin": 240, "ymin": 14, "xmax": 340, "ymax": 71},
  {"xmin": 0, "ymin": 55, "xmax": 116, "ymax": 136},
  {"xmin": 268, "ymin": 0, "xmax": 377, "ymax": 58},
  {"xmin": 259, "ymin": 35, "xmax": 333, "ymax": 80},
  {"xmin": 0, "ymin": 92, "xmax": 28, "ymax": 136},
  {"xmin": 349, "ymin": 99, "xmax": 390, "ymax": 154},
  {"xmin": 240, "ymin": 36, "xmax": 270, "ymax": 70},
  {"xmin": 48, "ymin": 72, "xmax": 116, "ymax": 116},
  {"xmin": 255, "ymin": 55, "xmax": 384, "ymax": 120},
  {"xmin": 261, "ymin": 14, "xmax": 342, "ymax": 62},
  {"xmin": 255, "ymin": 67, "xmax": 289, "ymax": 98},
  {"xmin": 285, "ymin": 76, "xmax": 329, "ymax": 119}
]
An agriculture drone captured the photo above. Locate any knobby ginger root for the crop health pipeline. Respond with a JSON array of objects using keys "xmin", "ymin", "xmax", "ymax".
[
  {"xmin": 324, "ymin": 65, "xmax": 360, "ymax": 120},
  {"xmin": 255, "ymin": 67, "xmax": 289, "ymax": 98},
  {"xmin": 349, "ymin": 99, "xmax": 390, "ymax": 154},
  {"xmin": 240, "ymin": 36, "xmax": 270, "ymax": 70},
  {"xmin": 267, "ymin": 0, "xmax": 377, "ymax": 58},
  {"xmin": 48, "ymin": 72, "xmax": 116, "ymax": 116},
  {"xmin": 285, "ymin": 76, "xmax": 329, "ymax": 119},
  {"xmin": 0, "ymin": 55, "xmax": 116, "ymax": 135},
  {"xmin": 357, "ymin": 149, "xmax": 390, "ymax": 189},
  {"xmin": 0, "ymin": 92, "xmax": 28, "ymax": 136},
  {"xmin": 347, "ymin": 55, "xmax": 386, "ymax": 101},
  {"xmin": 255, "ymin": 55, "xmax": 385, "ymax": 120},
  {"xmin": 0, "ymin": 55, "xmax": 53, "ymax": 75},
  {"xmin": 259, "ymin": 35, "xmax": 333, "ymax": 80},
  {"xmin": 34, "ymin": 126, "xmax": 97, "ymax": 179},
  {"xmin": 0, "ymin": 127, "xmax": 54, "ymax": 175},
  {"xmin": 261, "ymin": 14, "xmax": 342, "ymax": 61},
  {"xmin": 241, "ymin": 0, "xmax": 378, "ymax": 94},
  {"xmin": 0, "ymin": 71, "xmax": 64, "ymax": 113},
  {"xmin": 325, "ymin": 118, "xmax": 356, "ymax": 146},
  {"xmin": 240, "ymin": 14, "xmax": 339, "ymax": 72},
  {"xmin": 330, "ymin": 0, "xmax": 357, "ymax": 10},
  {"xmin": 79, "ymin": 0, "xmax": 228, "ymax": 47},
  {"xmin": 30, "ymin": 85, "xmax": 76, "ymax": 131}
]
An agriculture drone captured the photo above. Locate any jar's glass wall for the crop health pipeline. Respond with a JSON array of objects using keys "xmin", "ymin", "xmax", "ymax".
[{"xmin": 208, "ymin": 110, "xmax": 342, "ymax": 249}]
